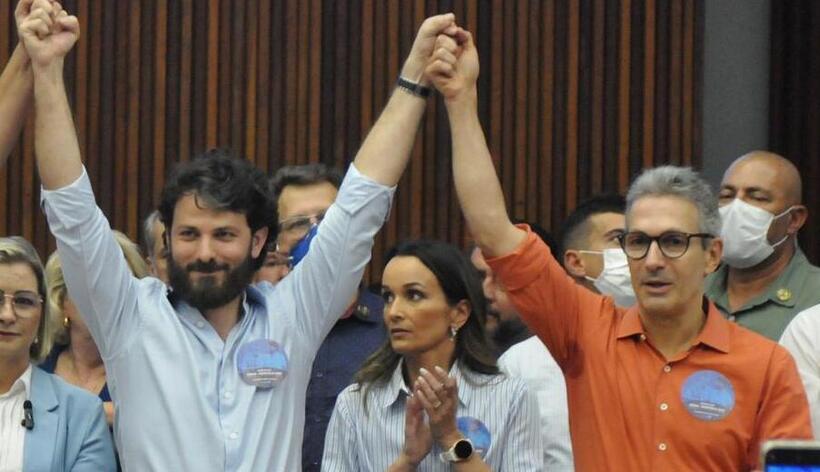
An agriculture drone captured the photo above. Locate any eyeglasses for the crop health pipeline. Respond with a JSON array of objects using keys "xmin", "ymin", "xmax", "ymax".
[
  {"xmin": 264, "ymin": 249, "xmax": 293, "ymax": 269},
  {"xmin": 617, "ymin": 231, "xmax": 714, "ymax": 260},
  {"xmin": 278, "ymin": 212, "xmax": 325, "ymax": 234},
  {"xmin": 0, "ymin": 290, "xmax": 43, "ymax": 318}
]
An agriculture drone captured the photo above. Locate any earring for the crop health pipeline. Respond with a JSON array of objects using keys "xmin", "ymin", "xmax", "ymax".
[
  {"xmin": 449, "ymin": 325, "xmax": 458, "ymax": 340},
  {"xmin": 63, "ymin": 316, "xmax": 70, "ymax": 329}
]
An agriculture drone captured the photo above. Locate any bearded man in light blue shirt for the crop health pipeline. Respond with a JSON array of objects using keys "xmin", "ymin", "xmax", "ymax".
[{"xmin": 21, "ymin": 2, "xmax": 460, "ymax": 469}]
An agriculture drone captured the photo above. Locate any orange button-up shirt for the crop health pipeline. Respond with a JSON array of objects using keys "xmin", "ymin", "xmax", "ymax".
[{"xmin": 487, "ymin": 228, "xmax": 812, "ymax": 471}]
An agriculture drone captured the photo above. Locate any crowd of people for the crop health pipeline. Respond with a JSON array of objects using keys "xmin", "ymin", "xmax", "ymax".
[{"xmin": 1, "ymin": 1, "xmax": 819, "ymax": 471}]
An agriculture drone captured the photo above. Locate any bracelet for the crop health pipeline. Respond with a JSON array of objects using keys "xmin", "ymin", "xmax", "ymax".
[{"xmin": 396, "ymin": 76, "xmax": 432, "ymax": 98}]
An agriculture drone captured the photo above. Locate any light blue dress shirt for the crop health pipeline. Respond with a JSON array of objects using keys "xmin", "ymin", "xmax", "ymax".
[
  {"xmin": 41, "ymin": 164, "xmax": 394, "ymax": 471},
  {"xmin": 322, "ymin": 361, "xmax": 544, "ymax": 471}
]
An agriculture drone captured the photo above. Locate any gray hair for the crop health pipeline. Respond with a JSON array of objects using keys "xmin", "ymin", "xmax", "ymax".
[
  {"xmin": 626, "ymin": 166, "xmax": 721, "ymax": 237},
  {"xmin": 142, "ymin": 210, "xmax": 162, "ymax": 259}
]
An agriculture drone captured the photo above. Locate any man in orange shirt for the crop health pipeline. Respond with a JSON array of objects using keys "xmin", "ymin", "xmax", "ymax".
[{"xmin": 426, "ymin": 28, "xmax": 813, "ymax": 470}]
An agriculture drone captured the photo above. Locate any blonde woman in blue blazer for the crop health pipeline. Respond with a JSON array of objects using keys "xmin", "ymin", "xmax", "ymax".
[{"xmin": 0, "ymin": 237, "xmax": 115, "ymax": 471}]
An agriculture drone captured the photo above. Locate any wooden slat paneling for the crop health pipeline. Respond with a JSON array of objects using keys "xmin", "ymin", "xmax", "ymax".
[{"xmin": 1, "ymin": 0, "xmax": 705, "ymax": 281}]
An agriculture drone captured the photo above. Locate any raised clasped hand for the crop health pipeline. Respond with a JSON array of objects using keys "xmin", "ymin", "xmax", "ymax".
[
  {"xmin": 425, "ymin": 27, "xmax": 479, "ymax": 101},
  {"xmin": 16, "ymin": 0, "xmax": 80, "ymax": 69},
  {"xmin": 401, "ymin": 13, "xmax": 460, "ymax": 86}
]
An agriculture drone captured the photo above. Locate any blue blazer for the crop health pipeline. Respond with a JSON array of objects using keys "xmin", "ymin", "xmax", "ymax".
[{"xmin": 23, "ymin": 367, "xmax": 116, "ymax": 472}]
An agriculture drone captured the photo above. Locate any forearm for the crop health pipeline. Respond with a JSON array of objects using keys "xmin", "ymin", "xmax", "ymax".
[
  {"xmin": 351, "ymin": 86, "xmax": 426, "ymax": 187},
  {"xmin": 387, "ymin": 455, "xmax": 418, "ymax": 472},
  {"xmin": 32, "ymin": 61, "xmax": 83, "ymax": 189},
  {"xmin": 452, "ymin": 457, "xmax": 491, "ymax": 471},
  {"xmin": 447, "ymin": 94, "xmax": 524, "ymax": 257},
  {"xmin": 0, "ymin": 44, "xmax": 33, "ymax": 163}
]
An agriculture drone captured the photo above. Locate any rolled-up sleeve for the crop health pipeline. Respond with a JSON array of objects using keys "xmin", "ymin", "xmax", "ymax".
[{"xmin": 41, "ymin": 168, "xmax": 141, "ymax": 360}]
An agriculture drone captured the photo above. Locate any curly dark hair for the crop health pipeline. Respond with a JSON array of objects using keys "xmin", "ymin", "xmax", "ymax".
[
  {"xmin": 354, "ymin": 240, "xmax": 499, "ymax": 410},
  {"xmin": 158, "ymin": 149, "xmax": 277, "ymax": 270}
]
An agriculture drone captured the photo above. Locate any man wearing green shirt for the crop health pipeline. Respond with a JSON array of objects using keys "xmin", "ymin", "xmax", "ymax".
[{"xmin": 705, "ymin": 150, "xmax": 820, "ymax": 340}]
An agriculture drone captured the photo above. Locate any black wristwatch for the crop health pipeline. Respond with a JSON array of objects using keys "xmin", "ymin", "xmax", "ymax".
[{"xmin": 439, "ymin": 438, "xmax": 474, "ymax": 462}]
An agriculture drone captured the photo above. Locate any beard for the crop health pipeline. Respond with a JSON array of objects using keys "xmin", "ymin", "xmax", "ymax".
[
  {"xmin": 491, "ymin": 314, "xmax": 532, "ymax": 355},
  {"xmin": 168, "ymin": 254, "xmax": 256, "ymax": 312}
]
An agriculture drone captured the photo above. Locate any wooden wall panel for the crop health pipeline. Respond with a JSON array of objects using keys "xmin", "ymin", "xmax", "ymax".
[
  {"xmin": 1, "ymin": 0, "xmax": 703, "ymax": 281},
  {"xmin": 770, "ymin": 0, "xmax": 820, "ymax": 263}
]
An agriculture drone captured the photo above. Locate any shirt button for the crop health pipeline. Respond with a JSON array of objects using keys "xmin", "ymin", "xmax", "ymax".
[
  {"xmin": 660, "ymin": 402, "xmax": 669, "ymax": 411},
  {"xmin": 315, "ymin": 372, "xmax": 324, "ymax": 378},
  {"xmin": 196, "ymin": 321, "xmax": 205, "ymax": 328},
  {"xmin": 229, "ymin": 432, "xmax": 239, "ymax": 440},
  {"xmin": 728, "ymin": 315, "xmax": 736, "ymax": 322},
  {"xmin": 639, "ymin": 334, "xmax": 647, "ymax": 341},
  {"xmin": 663, "ymin": 365, "xmax": 672, "ymax": 373},
  {"xmin": 223, "ymin": 391, "xmax": 233, "ymax": 400},
  {"xmin": 658, "ymin": 442, "xmax": 667, "ymax": 451}
]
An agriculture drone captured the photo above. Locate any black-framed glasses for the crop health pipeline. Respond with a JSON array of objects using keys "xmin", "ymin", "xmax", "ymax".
[
  {"xmin": 0, "ymin": 290, "xmax": 43, "ymax": 318},
  {"xmin": 278, "ymin": 211, "xmax": 325, "ymax": 234},
  {"xmin": 617, "ymin": 231, "xmax": 714, "ymax": 260}
]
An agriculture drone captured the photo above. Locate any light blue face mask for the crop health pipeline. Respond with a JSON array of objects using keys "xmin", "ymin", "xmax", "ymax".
[{"xmin": 288, "ymin": 224, "xmax": 318, "ymax": 268}]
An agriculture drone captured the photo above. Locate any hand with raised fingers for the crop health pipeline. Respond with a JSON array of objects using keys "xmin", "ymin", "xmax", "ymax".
[
  {"xmin": 396, "ymin": 391, "xmax": 434, "ymax": 468},
  {"xmin": 414, "ymin": 366, "xmax": 463, "ymax": 450},
  {"xmin": 17, "ymin": 0, "xmax": 79, "ymax": 70},
  {"xmin": 426, "ymin": 28, "xmax": 479, "ymax": 102},
  {"xmin": 400, "ymin": 13, "xmax": 460, "ymax": 86}
]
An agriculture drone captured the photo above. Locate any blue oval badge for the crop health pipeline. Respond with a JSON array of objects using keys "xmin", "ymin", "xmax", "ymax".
[
  {"xmin": 236, "ymin": 339, "xmax": 289, "ymax": 389},
  {"xmin": 680, "ymin": 370, "xmax": 735, "ymax": 421},
  {"xmin": 457, "ymin": 416, "xmax": 491, "ymax": 457}
]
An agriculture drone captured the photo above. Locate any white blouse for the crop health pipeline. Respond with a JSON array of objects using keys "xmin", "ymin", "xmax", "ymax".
[{"xmin": 0, "ymin": 364, "xmax": 32, "ymax": 472}]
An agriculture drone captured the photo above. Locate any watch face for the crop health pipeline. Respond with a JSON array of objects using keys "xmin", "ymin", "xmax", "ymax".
[{"xmin": 454, "ymin": 439, "xmax": 474, "ymax": 459}]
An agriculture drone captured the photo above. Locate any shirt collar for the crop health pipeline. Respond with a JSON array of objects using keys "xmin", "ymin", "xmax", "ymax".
[
  {"xmin": 379, "ymin": 359, "xmax": 472, "ymax": 409},
  {"xmin": 616, "ymin": 299, "xmax": 730, "ymax": 354},
  {"xmin": 707, "ymin": 248, "xmax": 807, "ymax": 311},
  {"xmin": 0, "ymin": 364, "xmax": 33, "ymax": 400}
]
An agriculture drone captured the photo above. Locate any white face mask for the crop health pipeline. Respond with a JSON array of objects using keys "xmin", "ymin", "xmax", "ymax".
[
  {"xmin": 719, "ymin": 199, "xmax": 793, "ymax": 269},
  {"xmin": 580, "ymin": 248, "xmax": 637, "ymax": 307}
]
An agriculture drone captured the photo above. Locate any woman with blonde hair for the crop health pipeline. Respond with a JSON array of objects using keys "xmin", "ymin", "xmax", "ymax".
[
  {"xmin": 0, "ymin": 236, "xmax": 115, "ymax": 470},
  {"xmin": 40, "ymin": 230, "xmax": 148, "ymax": 426}
]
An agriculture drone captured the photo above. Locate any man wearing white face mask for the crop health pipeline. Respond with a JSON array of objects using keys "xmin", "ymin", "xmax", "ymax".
[
  {"xmin": 705, "ymin": 150, "xmax": 820, "ymax": 340},
  {"xmin": 561, "ymin": 194, "xmax": 636, "ymax": 307}
]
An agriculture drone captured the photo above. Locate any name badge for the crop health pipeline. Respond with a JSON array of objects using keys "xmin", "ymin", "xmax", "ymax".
[
  {"xmin": 236, "ymin": 339, "xmax": 289, "ymax": 388},
  {"xmin": 457, "ymin": 416, "xmax": 491, "ymax": 457}
]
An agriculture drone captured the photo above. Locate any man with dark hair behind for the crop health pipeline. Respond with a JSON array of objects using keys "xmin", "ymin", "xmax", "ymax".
[
  {"xmin": 470, "ymin": 220, "xmax": 557, "ymax": 355},
  {"xmin": 560, "ymin": 194, "xmax": 634, "ymax": 307},
  {"xmin": 266, "ymin": 163, "xmax": 385, "ymax": 471},
  {"xmin": 28, "ymin": 7, "xmax": 461, "ymax": 470}
]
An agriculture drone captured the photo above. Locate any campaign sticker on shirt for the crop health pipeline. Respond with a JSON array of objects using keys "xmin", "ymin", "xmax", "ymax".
[
  {"xmin": 236, "ymin": 339, "xmax": 289, "ymax": 388},
  {"xmin": 457, "ymin": 416, "xmax": 491, "ymax": 457},
  {"xmin": 680, "ymin": 370, "xmax": 735, "ymax": 421}
]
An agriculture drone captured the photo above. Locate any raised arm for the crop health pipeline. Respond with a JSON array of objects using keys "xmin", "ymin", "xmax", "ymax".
[
  {"xmin": 0, "ymin": 43, "xmax": 31, "ymax": 165},
  {"xmin": 18, "ymin": 0, "xmax": 82, "ymax": 189},
  {"xmin": 351, "ymin": 13, "xmax": 457, "ymax": 187},
  {"xmin": 426, "ymin": 31, "xmax": 524, "ymax": 257},
  {"xmin": 0, "ymin": 1, "xmax": 45, "ymax": 166}
]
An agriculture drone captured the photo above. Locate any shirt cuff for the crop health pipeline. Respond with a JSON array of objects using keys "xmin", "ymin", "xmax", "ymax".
[
  {"xmin": 486, "ymin": 224, "xmax": 554, "ymax": 292},
  {"xmin": 333, "ymin": 163, "xmax": 396, "ymax": 218},
  {"xmin": 40, "ymin": 167, "xmax": 98, "ymax": 231}
]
